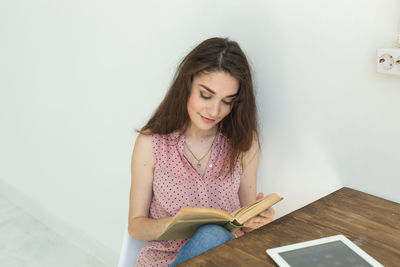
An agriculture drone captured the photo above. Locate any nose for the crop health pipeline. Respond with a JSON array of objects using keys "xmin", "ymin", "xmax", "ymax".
[{"xmin": 207, "ymin": 100, "xmax": 220, "ymax": 118}]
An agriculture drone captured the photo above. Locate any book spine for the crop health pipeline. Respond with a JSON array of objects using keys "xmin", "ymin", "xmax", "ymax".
[{"xmin": 223, "ymin": 221, "xmax": 243, "ymax": 232}]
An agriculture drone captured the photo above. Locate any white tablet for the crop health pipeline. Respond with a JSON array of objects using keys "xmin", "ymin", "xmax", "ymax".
[{"xmin": 266, "ymin": 235, "xmax": 383, "ymax": 267}]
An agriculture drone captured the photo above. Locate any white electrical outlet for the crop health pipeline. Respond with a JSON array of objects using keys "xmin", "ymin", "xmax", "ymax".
[{"xmin": 377, "ymin": 48, "xmax": 400, "ymax": 76}]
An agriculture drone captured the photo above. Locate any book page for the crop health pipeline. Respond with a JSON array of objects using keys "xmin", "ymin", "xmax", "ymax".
[
  {"xmin": 156, "ymin": 207, "xmax": 235, "ymax": 240},
  {"xmin": 232, "ymin": 193, "xmax": 282, "ymax": 224},
  {"xmin": 174, "ymin": 207, "xmax": 234, "ymax": 221}
]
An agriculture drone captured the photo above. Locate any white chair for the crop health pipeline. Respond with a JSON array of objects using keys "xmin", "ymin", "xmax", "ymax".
[{"xmin": 118, "ymin": 229, "xmax": 145, "ymax": 267}]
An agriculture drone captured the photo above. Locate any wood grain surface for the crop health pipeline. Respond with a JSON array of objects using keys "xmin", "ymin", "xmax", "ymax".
[{"xmin": 179, "ymin": 187, "xmax": 400, "ymax": 266}]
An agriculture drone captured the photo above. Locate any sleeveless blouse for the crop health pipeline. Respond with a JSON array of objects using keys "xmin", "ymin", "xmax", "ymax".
[{"xmin": 135, "ymin": 131, "xmax": 242, "ymax": 266}]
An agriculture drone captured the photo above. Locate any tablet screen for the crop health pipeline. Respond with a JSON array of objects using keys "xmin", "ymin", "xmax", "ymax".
[{"xmin": 278, "ymin": 240, "xmax": 373, "ymax": 267}]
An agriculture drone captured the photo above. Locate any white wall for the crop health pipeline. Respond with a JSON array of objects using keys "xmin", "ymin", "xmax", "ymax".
[{"xmin": 1, "ymin": 0, "xmax": 399, "ymax": 265}]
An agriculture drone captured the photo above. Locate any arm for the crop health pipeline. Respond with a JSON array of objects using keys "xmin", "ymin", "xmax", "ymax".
[
  {"xmin": 238, "ymin": 134, "xmax": 260, "ymax": 207},
  {"xmin": 128, "ymin": 133, "xmax": 173, "ymax": 240},
  {"xmin": 238, "ymin": 135, "xmax": 275, "ymax": 234}
]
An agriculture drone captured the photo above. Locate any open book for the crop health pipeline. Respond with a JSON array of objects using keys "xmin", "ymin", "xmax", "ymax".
[{"xmin": 157, "ymin": 193, "xmax": 282, "ymax": 240}]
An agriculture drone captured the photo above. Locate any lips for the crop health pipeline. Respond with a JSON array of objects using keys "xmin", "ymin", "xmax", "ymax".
[{"xmin": 200, "ymin": 115, "xmax": 216, "ymax": 123}]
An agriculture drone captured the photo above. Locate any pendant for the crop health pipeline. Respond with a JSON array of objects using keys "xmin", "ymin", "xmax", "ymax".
[{"xmin": 196, "ymin": 162, "xmax": 201, "ymax": 169}]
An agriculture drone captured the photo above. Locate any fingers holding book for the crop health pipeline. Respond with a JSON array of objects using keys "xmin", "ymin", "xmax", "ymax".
[
  {"xmin": 241, "ymin": 192, "xmax": 276, "ymax": 233},
  {"xmin": 242, "ymin": 207, "xmax": 275, "ymax": 233}
]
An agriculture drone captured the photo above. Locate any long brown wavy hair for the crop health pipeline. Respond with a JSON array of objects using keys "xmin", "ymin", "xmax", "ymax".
[{"xmin": 140, "ymin": 37, "xmax": 259, "ymax": 172}]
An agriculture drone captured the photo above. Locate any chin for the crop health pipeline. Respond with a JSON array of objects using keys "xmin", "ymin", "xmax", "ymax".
[
  {"xmin": 199, "ymin": 124, "xmax": 215, "ymax": 131},
  {"xmin": 195, "ymin": 120, "xmax": 217, "ymax": 131}
]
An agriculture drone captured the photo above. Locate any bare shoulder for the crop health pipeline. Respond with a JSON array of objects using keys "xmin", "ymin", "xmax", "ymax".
[
  {"xmin": 135, "ymin": 132, "xmax": 152, "ymax": 149},
  {"xmin": 132, "ymin": 132, "xmax": 154, "ymax": 167}
]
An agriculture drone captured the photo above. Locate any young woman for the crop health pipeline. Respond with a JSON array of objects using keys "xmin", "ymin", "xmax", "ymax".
[{"xmin": 129, "ymin": 37, "xmax": 275, "ymax": 267}]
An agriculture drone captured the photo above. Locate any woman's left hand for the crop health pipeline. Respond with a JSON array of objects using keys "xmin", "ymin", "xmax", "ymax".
[{"xmin": 241, "ymin": 192, "xmax": 275, "ymax": 233}]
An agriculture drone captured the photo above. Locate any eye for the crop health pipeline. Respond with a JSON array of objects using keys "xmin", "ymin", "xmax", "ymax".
[
  {"xmin": 222, "ymin": 100, "xmax": 233, "ymax": 105},
  {"xmin": 200, "ymin": 92, "xmax": 211, "ymax": 99}
]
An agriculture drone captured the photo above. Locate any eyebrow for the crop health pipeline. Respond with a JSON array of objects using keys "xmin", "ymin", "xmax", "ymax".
[{"xmin": 199, "ymin": 84, "xmax": 238, "ymax": 98}]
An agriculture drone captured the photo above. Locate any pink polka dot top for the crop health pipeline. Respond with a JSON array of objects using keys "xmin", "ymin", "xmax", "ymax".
[{"xmin": 135, "ymin": 131, "xmax": 242, "ymax": 267}]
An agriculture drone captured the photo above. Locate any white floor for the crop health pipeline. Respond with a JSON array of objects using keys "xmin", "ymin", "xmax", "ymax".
[{"xmin": 0, "ymin": 194, "xmax": 108, "ymax": 267}]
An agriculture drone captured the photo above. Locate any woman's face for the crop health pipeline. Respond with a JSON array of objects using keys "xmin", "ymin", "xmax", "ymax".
[{"xmin": 187, "ymin": 71, "xmax": 239, "ymax": 133}]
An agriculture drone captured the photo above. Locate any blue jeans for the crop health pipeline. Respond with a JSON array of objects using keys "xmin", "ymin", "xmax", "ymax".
[{"xmin": 169, "ymin": 224, "xmax": 235, "ymax": 267}]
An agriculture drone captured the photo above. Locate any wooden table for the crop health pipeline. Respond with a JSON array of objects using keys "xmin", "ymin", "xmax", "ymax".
[{"xmin": 180, "ymin": 187, "xmax": 400, "ymax": 266}]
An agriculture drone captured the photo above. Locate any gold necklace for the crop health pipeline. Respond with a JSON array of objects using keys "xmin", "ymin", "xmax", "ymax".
[{"xmin": 184, "ymin": 134, "xmax": 216, "ymax": 169}]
